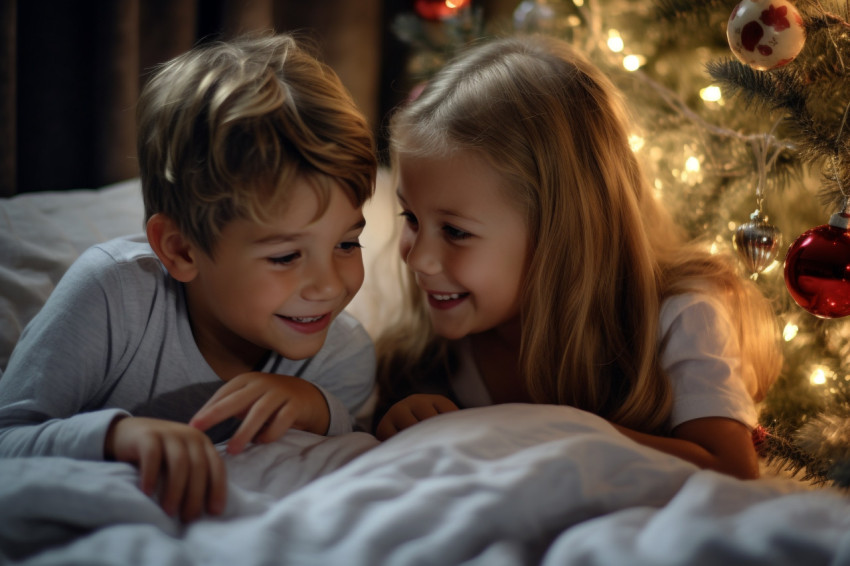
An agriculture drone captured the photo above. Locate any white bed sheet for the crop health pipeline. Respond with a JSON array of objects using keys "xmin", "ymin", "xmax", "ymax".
[{"xmin": 2, "ymin": 405, "xmax": 849, "ymax": 565}]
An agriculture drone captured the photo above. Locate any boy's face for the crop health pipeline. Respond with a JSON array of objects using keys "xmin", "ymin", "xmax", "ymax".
[
  {"xmin": 186, "ymin": 177, "xmax": 366, "ymax": 370},
  {"xmin": 396, "ymin": 150, "xmax": 529, "ymax": 341}
]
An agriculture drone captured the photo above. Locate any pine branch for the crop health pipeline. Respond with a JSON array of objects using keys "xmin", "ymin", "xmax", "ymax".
[
  {"xmin": 705, "ymin": 59, "xmax": 848, "ymax": 172},
  {"xmin": 760, "ymin": 424, "xmax": 833, "ymax": 486},
  {"xmin": 706, "ymin": 59, "xmax": 806, "ymax": 113},
  {"xmin": 654, "ymin": 0, "xmax": 728, "ymax": 22}
]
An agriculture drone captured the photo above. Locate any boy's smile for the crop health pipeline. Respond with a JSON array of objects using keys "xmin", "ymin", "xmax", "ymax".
[
  {"xmin": 277, "ymin": 312, "xmax": 332, "ymax": 334},
  {"xmin": 185, "ymin": 176, "xmax": 366, "ymax": 378}
]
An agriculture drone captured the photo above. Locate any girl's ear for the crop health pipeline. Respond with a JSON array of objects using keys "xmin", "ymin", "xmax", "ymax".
[{"xmin": 146, "ymin": 213, "xmax": 199, "ymax": 283}]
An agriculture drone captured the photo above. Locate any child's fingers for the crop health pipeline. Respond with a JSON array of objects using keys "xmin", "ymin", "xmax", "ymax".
[
  {"xmin": 191, "ymin": 381, "xmax": 243, "ymax": 420},
  {"xmin": 178, "ymin": 440, "xmax": 209, "ymax": 523},
  {"xmin": 376, "ymin": 395, "xmax": 457, "ymax": 440},
  {"xmin": 409, "ymin": 398, "xmax": 443, "ymax": 421},
  {"xmin": 224, "ymin": 393, "xmax": 279, "ymax": 454},
  {"xmin": 380, "ymin": 405, "xmax": 421, "ymax": 439},
  {"xmin": 190, "ymin": 387, "xmax": 256, "ymax": 431},
  {"xmin": 374, "ymin": 416, "xmax": 400, "ymax": 441},
  {"xmin": 159, "ymin": 436, "xmax": 189, "ymax": 518},
  {"xmin": 205, "ymin": 444, "xmax": 227, "ymax": 516},
  {"xmin": 432, "ymin": 396, "xmax": 460, "ymax": 414},
  {"xmin": 136, "ymin": 433, "xmax": 162, "ymax": 497},
  {"xmin": 254, "ymin": 404, "xmax": 298, "ymax": 444}
]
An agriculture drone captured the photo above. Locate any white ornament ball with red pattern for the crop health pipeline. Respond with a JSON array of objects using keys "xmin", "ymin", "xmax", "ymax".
[{"xmin": 727, "ymin": 0, "xmax": 806, "ymax": 71}]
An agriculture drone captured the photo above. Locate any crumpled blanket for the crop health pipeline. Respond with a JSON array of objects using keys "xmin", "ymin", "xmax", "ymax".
[{"xmin": 2, "ymin": 404, "xmax": 848, "ymax": 566}]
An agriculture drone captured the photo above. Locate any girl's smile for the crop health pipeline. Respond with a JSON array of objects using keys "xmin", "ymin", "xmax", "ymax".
[
  {"xmin": 426, "ymin": 291, "xmax": 470, "ymax": 310},
  {"xmin": 397, "ymin": 150, "xmax": 529, "ymax": 340}
]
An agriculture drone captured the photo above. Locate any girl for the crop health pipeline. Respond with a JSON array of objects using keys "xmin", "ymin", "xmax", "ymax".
[{"xmin": 373, "ymin": 35, "xmax": 782, "ymax": 480}]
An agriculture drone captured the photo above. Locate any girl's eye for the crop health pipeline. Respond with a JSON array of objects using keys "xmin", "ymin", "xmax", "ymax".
[
  {"xmin": 269, "ymin": 252, "xmax": 299, "ymax": 265},
  {"xmin": 444, "ymin": 225, "xmax": 472, "ymax": 240},
  {"xmin": 399, "ymin": 211, "xmax": 418, "ymax": 228},
  {"xmin": 338, "ymin": 240, "xmax": 363, "ymax": 252}
]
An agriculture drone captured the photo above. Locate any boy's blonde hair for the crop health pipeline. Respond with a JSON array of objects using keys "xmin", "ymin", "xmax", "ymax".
[
  {"xmin": 137, "ymin": 33, "xmax": 377, "ymax": 255},
  {"xmin": 378, "ymin": 35, "xmax": 781, "ymax": 433}
]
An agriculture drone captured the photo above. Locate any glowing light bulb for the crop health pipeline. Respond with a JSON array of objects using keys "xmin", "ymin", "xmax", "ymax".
[
  {"xmin": 700, "ymin": 85, "xmax": 722, "ymax": 102},
  {"xmin": 783, "ymin": 323, "xmax": 798, "ymax": 341},
  {"xmin": 607, "ymin": 30, "xmax": 624, "ymax": 53},
  {"xmin": 628, "ymin": 134, "xmax": 645, "ymax": 152},
  {"xmin": 810, "ymin": 368, "xmax": 827, "ymax": 385},
  {"xmin": 623, "ymin": 55, "xmax": 643, "ymax": 71}
]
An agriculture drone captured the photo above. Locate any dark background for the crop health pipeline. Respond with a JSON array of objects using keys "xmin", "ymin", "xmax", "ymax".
[{"xmin": 0, "ymin": 0, "xmax": 522, "ymax": 196}]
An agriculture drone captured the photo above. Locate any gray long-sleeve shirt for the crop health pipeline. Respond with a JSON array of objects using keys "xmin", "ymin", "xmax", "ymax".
[{"xmin": 0, "ymin": 235, "xmax": 375, "ymax": 460}]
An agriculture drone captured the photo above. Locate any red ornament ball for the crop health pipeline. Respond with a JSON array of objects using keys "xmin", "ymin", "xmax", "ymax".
[
  {"xmin": 727, "ymin": 0, "xmax": 805, "ymax": 70},
  {"xmin": 414, "ymin": 0, "xmax": 470, "ymax": 21},
  {"xmin": 784, "ymin": 215, "xmax": 850, "ymax": 319}
]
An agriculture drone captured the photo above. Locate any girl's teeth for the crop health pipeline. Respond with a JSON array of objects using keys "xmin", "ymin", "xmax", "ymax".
[
  {"xmin": 288, "ymin": 315, "xmax": 322, "ymax": 323},
  {"xmin": 433, "ymin": 293, "xmax": 462, "ymax": 301}
]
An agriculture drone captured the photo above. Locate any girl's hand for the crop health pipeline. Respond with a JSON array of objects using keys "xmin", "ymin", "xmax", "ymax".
[
  {"xmin": 104, "ymin": 416, "xmax": 227, "ymax": 522},
  {"xmin": 189, "ymin": 372, "xmax": 330, "ymax": 454},
  {"xmin": 376, "ymin": 394, "xmax": 459, "ymax": 440}
]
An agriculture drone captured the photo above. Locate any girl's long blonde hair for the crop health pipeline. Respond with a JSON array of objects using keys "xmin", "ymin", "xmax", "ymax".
[{"xmin": 377, "ymin": 35, "xmax": 781, "ymax": 433}]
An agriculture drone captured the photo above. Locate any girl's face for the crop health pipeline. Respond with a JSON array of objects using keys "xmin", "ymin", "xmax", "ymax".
[{"xmin": 397, "ymin": 150, "xmax": 529, "ymax": 340}]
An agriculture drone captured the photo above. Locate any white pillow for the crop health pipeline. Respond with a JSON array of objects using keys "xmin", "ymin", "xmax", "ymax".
[{"xmin": 0, "ymin": 179, "xmax": 145, "ymax": 369}]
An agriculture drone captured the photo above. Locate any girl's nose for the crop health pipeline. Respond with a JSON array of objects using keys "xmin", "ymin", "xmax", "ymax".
[{"xmin": 402, "ymin": 233, "xmax": 441, "ymax": 276}]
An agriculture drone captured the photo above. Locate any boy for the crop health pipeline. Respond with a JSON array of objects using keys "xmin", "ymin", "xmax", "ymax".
[{"xmin": 0, "ymin": 34, "xmax": 378, "ymax": 522}]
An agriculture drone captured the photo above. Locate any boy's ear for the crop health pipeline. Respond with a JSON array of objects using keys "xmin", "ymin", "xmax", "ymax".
[{"xmin": 146, "ymin": 213, "xmax": 199, "ymax": 283}]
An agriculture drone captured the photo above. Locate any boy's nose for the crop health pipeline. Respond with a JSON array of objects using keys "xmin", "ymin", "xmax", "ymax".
[{"xmin": 302, "ymin": 261, "xmax": 344, "ymax": 301}]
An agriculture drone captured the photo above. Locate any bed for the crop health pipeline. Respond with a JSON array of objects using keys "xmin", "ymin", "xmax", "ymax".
[{"xmin": 1, "ymin": 179, "xmax": 850, "ymax": 565}]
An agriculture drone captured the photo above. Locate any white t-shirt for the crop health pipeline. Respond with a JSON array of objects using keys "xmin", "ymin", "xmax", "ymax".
[{"xmin": 448, "ymin": 293, "xmax": 757, "ymax": 429}]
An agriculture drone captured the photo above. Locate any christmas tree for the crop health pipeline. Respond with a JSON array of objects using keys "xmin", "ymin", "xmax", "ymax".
[{"xmin": 393, "ymin": 0, "xmax": 850, "ymax": 488}]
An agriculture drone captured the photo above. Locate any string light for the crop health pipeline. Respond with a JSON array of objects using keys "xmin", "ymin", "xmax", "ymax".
[
  {"xmin": 607, "ymin": 30, "xmax": 624, "ymax": 52},
  {"xmin": 628, "ymin": 134, "xmax": 645, "ymax": 152},
  {"xmin": 699, "ymin": 85, "xmax": 723, "ymax": 103},
  {"xmin": 623, "ymin": 54, "xmax": 644, "ymax": 71},
  {"xmin": 810, "ymin": 367, "xmax": 830, "ymax": 386},
  {"xmin": 679, "ymin": 151, "xmax": 703, "ymax": 185},
  {"xmin": 685, "ymin": 156, "xmax": 701, "ymax": 173},
  {"xmin": 782, "ymin": 322, "xmax": 799, "ymax": 342}
]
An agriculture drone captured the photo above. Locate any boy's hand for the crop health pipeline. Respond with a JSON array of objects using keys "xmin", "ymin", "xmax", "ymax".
[
  {"xmin": 375, "ymin": 394, "xmax": 459, "ymax": 441},
  {"xmin": 189, "ymin": 372, "xmax": 331, "ymax": 454},
  {"xmin": 104, "ymin": 416, "xmax": 227, "ymax": 522}
]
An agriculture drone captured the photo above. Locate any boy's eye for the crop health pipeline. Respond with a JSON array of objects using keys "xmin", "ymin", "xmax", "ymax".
[
  {"xmin": 444, "ymin": 225, "xmax": 472, "ymax": 240},
  {"xmin": 269, "ymin": 252, "xmax": 299, "ymax": 265},
  {"xmin": 338, "ymin": 240, "xmax": 363, "ymax": 252}
]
